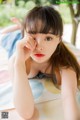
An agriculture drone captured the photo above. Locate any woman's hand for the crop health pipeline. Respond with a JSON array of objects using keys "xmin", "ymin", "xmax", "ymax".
[{"xmin": 15, "ymin": 34, "xmax": 37, "ymax": 63}]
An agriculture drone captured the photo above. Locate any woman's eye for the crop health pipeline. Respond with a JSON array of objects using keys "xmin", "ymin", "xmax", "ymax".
[{"xmin": 45, "ymin": 37, "xmax": 52, "ymax": 41}]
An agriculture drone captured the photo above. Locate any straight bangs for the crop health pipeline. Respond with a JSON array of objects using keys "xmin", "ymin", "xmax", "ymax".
[{"xmin": 23, "ymin": 6, "xmax": 63, "ymax": 36}]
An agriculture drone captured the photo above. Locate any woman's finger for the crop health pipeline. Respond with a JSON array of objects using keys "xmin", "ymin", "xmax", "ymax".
[
  {"xmin": 23, "ymin": 35, "xmax": 36, "ymax": 49},
  {"xmin": 24, "ymin": 42, "xmax": 33, "ymax": 51}
]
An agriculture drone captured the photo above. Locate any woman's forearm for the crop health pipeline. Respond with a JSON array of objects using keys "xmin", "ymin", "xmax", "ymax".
[
  {"xmin": 62, "ymin": 95, "xmax": 80, "ymax": 120},
  {"xmin": 13, "ymin": 62, "xmax": 34, "ymax": 119},
  {"xmin": 1, "ymin": 25, "xmax": 20, "ymax": 34}
]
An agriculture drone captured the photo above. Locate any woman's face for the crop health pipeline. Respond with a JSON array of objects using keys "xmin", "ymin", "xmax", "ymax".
[{"xmin": 30, "ymin": 33, "xmax": 60, "ymax": 63}]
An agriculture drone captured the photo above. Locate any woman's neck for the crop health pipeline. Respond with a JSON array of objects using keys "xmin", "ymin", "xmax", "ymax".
[{"xmin": 32, "ymin": 60, "xmax": 51, "ymax": 73}]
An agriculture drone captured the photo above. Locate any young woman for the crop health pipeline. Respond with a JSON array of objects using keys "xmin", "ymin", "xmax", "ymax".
[{"xmin": 5, "ymin": 6, "xmax": 80, "ymax": 120}]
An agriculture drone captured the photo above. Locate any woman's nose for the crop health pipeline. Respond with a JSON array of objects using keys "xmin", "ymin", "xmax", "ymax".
[{"xmin": 35, "ymin": 40, "xmax": 43, "ymax": 51}]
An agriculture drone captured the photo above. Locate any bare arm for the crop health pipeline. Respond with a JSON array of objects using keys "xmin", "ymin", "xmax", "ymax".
[
  {"xmin": 1, "ymin": 17, "xmax": 21, "ymax": 34},
  {"xmin": 9, "ymin": 54, "xmax": 39, "ymax": 120},
  {"xmin": 61, "ymin": 68, "xmax": 80, "ymax": 120},
  {"xmin": 14, "ymin": 59, "xmax": 35, "ymax": 119},
  {"xmin": 8, "ymin": 35, "xmax": 37, "ymax": 119},
  {"xmin": 8, "ymin": 53, "xmax": 35, "ymax": 119},
  {"xmin": 0, "ymin": 25, "xmax": 20, "ymax": 34}
]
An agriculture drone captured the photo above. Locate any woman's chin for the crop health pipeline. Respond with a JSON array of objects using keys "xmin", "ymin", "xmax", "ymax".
[
  {"xmin": 31, "ymin": 58, "xmax": 45, "ymax": 63},
  {"xmin": 31, "ymin": 57, "xmax": 49, "ymax": 64}
]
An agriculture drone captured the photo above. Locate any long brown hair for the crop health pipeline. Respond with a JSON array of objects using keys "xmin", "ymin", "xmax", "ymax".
[{"xmin": 21, "ymin": 5, "xmax": 80, "ymax": 89}]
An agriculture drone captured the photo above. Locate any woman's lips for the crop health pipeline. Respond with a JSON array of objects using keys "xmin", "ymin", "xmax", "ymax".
[{"xmin": 34, "ymin": 54, "xmax": 45, "ymax": 57}]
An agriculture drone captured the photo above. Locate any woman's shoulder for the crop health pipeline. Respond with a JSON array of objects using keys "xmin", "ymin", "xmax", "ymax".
[
  {"xmin": 60, "ymin": 67, "xmax": 76, "ymax": 74},
  {"xmin": 61, "ymin": 67, "xmax": 77, "ymax": 78},
  {"xmin": 59, "ymin": 67, "xmax": 78, "ymax": 93},
  {"xmin": 54, "ymin": 67, "xmax": 76, "ymax": 85}
]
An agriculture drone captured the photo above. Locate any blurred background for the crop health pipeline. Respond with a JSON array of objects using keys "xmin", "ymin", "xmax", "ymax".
[{"xmin": 0, "ymin": 0, "xmax": 80, "ymax": 49}]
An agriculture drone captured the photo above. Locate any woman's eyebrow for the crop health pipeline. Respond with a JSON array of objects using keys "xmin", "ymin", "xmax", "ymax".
[{"xmin": 46, "ymin": 33, "xmax": 54, "ymax": 36}]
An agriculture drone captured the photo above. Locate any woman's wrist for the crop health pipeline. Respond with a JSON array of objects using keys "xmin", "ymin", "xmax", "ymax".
[{"xmin": 14, "ymin": 59, "xmax": 26, "ymax": 69}]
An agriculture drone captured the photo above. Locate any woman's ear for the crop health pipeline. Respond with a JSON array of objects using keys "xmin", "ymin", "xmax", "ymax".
[{"xmin": 25, "ymin": 57, "xmax": 32, "ymax": 75}]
